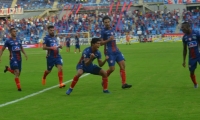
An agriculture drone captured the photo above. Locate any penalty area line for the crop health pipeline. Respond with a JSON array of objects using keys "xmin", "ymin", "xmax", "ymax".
[{"xmin": 0, "ymin": 73, "xmax": 90, "ymax": 108}]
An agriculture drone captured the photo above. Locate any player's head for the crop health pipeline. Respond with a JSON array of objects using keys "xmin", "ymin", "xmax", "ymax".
[
  {"xmin": 103, "ymin": 16, "xmax": 111, "ymax": 28},
  {"xmin": 91, "ymin": 38, "xmax": 101, "ymax": 50},
  {"xmin": 48, "ymin": 25, "xmax": 54, "ymax": 37},
  {"xmin": 10, "ymin": 28, "xmax": 17, "ymax": 38},
  {"xmin": 181, "ymin": 22, "xmax": 191, "ymax": 34}
]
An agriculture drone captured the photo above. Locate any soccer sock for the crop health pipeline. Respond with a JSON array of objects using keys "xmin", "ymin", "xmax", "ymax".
[
  {"xmin": 190, "ymin": 74, "xmax": 197, "ymax": 85},
  {"xmin": 58, "ymin": 71, "xmax": 63, "ymax": 84},
  {"xmin": 102, "ymin": 77, "xmax": 108, "ymax": 90},
  {"xmin": 8, "ymin": 67, "xmax": 14, "ymax": 74},
  {"xmin": 107, "ymin": 70, "xmax": 111, "ymax": 77},
  {"xmin": 70, "ymin": 75, "xmax": 79, "ymax": 89},
  {"xmin": 120, "ymin": 69, "xmax": 126, "ymax": 85},
  {"xmin": 43, "ymin": 70, "xmax": 49, "ymax": 79},
  {"xmin": 15, "ymin": 78, "xmax": 21, "ymax": 89}
]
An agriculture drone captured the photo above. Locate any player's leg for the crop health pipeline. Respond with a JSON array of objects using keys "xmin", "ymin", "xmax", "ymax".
[
  {"xmin": 56, "ymin": 58, "xmax": 65, "ymax": 88},
  {"xmin": 106, "ymin": 54, "xmax": 116, "ymax": 77},
  {"xmin": 4, "ymin": 65, "xmax": 14, "ymax": 74},
  {"xmin": 10, "ymin": 60, "xmax": 22, "ymax": 91},
  {"xmin": 42, "ymin": 58, "xmax": 53, "ymax": 85},
  {"xmin": 66, "ymin": 67, "xmax": 84, "ymax": 95},
  {"xmin": 78, "ymin": 45, "xmax": 81, "ymax": 53},
  {"xmin": 74, "ymin": 46, "xmax": 77, "ymax": 53},
  {"xmin": 116, "ymin": 53, "xmax": 132, "ymax": 89},
  {"xmin": 189, "ymin": 60, "xmax": 198, "ymax": 88}
]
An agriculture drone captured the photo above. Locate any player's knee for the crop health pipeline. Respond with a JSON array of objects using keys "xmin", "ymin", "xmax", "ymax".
[
  {"xmin": 100, "ymin": 70, "xmax": 107, "ymax": 78},
  {"xmin": 109, "ymin": 67, "xmax": 115, "ymax": 72}
]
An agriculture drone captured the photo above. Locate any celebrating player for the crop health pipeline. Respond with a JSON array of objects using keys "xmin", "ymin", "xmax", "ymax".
[
  {"xmin": 100, "ymin": 16, "xmax": 132, "ymax": 89},
  {"xmin": 182, "ymin": 22, "xmax": 200, "ymax": 88},
  {"xmin": 66, "ymin": 38, "xmax": 110, "ymax": 95},
  {"xmin": 66, "ymin": 35, "xmax": 71, "ymax": 52},
  {"xmin": 42, "ymin": 26, "xmax": 65, "ymax": 88},
  {"xmin": 74, "ymin": 34, "xmax": 81, "ymax": 53},
  {"xmin": 0, "ymin": 28, "xmax": 28, "ymax": 91}
]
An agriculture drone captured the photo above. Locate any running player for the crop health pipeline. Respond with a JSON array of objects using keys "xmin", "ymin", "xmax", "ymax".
[
  {"xmin": 66, "ymin": 35, "xmax": 71, "ymax": 52},
  {"xmin": 42, "ymin": 26, "xmax": 65, "ymax": 88},
  {"xmin": 66, "ymin": 38, "xmax": 109, "ymax": 95},
  {"xmin": 74, "ymin": 34, "xmax": 81, "ymax": 53},
  {"xmin": 100, "ymin": 16, "xmax": 132, "ymax": 89},
  {"xmin": 182, "ymin": 22, "xmax": 200, "ymax": 88},
  {"xmin": 0, "ymin": 28, "xmax": 28, "ymax": 91}
]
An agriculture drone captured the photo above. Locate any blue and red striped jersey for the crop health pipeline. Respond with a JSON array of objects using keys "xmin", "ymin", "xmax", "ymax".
[
  {"xmin": 182, "ymin": 31, "xmax": 200, "ymax": 59},
  {"xmin": 66, "ymin": 38, "xmax": 70, "ymax": 45},
  {"xmin": 4, "ymin": 38, "xmax": 22, "ymax": 61},
  {"xmin": 101, "ymin": 27, "xmax": 119, "ymax": 54},
  {"xmin": 43, "ymin": 35, "xmax": 61, "ymax": 58}
]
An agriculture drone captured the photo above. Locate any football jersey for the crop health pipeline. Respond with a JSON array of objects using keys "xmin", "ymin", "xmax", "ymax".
[
  {"xmin": 66, "ymin": 38, "xmax": 70, "ymax": 45},
  {"xmin": 101, "ymin": 27, "xmax": 120, "ymax": 54},
  {"xmin": 4, "ymin": 38, "xmax": 22, "ymax": 61},
  {"xmin": 75, "ymin": 37, "xmax": 79, "ymax": 45},
  {"xmin": 77, "ymin": 47, "xmax": 101, "ymax": 66},
  {"xmin": 43, "ymin": 35, "xmax": 61, "ymax": 58},
  {"xmin": 182, "ymin": 31, "xmax": 200, "ymax": 59}
]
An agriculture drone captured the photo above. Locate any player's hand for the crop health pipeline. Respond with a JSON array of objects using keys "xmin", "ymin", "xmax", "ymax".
[
  {"xmin": 90, "ymin": 53, "xmax": 95, "ymax": 59},
  {"xmin": 109, "ymin": 36, "xmax": 115, "ymax": 41},
  {"xmin": 105, "ymin": 56, "xmax": 109, "ymax": 60},
  {"xmin": 51, "ymin": 46, "xmax": 58, "ymax": 50},
  {"xmin": 58, "ymin": 45, "xmax": 63, "ymax": 49},
  {"xmin": 24, "ymin": 55, "xmax": 28, "ymax": 60},
  {"xmin": 182, "ymin": 62, "xmax": 186, "ymax": 67}
]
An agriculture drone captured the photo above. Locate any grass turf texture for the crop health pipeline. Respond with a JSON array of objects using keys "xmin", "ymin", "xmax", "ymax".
[{"xmin": 0, "ymin": 42, "xmax": 200, "ymax": 120}]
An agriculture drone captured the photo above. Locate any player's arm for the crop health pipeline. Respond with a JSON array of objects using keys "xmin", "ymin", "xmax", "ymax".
[
  {"xmin": 100, "ymin": 36, "xmax": 114, "ymax": 46},
  {"xmin": 182, "ymin": 42, "xmax": 187, "ymax": 67},
  {"xmin": 97, "ymin": 56, "xmax": 108, "ymax": 67},
  {"xmin": 84, "ymin": 53, "xmax": 95, "ymax": 66},
  {"xmin": 21, "ymin": 45, "xmax": 28, "ymax": 60},
  {"xmin": 0, "ymin": 46, "xmax": 6, "ymax": 62}
]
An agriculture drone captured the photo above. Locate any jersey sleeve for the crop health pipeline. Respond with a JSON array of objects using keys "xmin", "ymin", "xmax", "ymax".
[
  {"xmin": 83, "ymin": 49, "xmax": 90, "ymax": 59},
  {"xmin": 43, "ymin": 37, "xmax": 47, "ymax": 44},
  {"xmin": 3, "ymin": 40, "xmax": 9, "ymax": 48}
]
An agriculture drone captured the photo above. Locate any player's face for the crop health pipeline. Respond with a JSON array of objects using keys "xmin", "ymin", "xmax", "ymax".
[
  {"xmin": 181, "ymin": 24, "xmax": 190, "ymax": 34},
  {"xmin": 48, "ymin": 28, "xmax": 54, "ymax": 37},
  {"xmin": 11, "ymin": 29, "xmax": 17, "ymax": 38},
  {"xmin": 93, "ymin": 41, "xmax": 101, "ymax": 50},
  {"xmin": 103, "ymin": 19, "xmax": 110, "ymax": 28}
]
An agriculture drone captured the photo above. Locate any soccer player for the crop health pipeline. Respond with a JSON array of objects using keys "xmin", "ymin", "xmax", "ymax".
[
  {"xmin": 0, "ymin": 28, "xmax": 28, "ymax": 91},
  {"xmin": 101, "ymin": 16, "xmax": 132, "ymax": 89},
  {"xmin": 182, "ymin": 22, "xmax": 200, "ymax": 88},
  {"xmin": 74, "ymin": 34, "xmax": 81, "ymax": 53},
  {"xmin": 66, "ymin": 38, "xmax": 110, "ymax": 95},
  {"xmin": 66, "ymin": 35, "xmax": 71, "ymax": 52},
  {"xmin": 126, "ymin": 32, "xmax": 131, "ymax": 45},
  {"xmin": 42, "ymin": 26, "xmax": 65, "ymax": 88}
]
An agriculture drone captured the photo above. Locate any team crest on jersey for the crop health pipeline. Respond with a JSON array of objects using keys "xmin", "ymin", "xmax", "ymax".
[
  {"xmin": 15, "ymin": 42, "xmax": 18, "ymax": 45},
  {"xmin": 192, "ymin": 35, "xmax": 197, "ymax": 39},
  {"xmin": 188, "ymin": 38, "xmax": 192, "ymax": 41},
  {"xmin": 111, "ymin": 32, "xmax": 113, "ymax": 35}
]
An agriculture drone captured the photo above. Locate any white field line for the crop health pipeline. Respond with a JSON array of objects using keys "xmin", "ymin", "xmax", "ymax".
[{"xmin": 0, "ymin": 73, "xmax": 90, "ymax": 108}]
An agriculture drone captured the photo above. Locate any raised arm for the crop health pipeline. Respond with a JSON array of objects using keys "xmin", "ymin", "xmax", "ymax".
[{"xmin": 97, "ymin": 56, "xmax": 109, "ymax": 67}]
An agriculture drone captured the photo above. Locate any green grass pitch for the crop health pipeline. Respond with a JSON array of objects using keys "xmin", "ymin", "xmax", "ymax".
[{"xmin": 1, "ymin": 42, "xmax": 200, "ymax": 120}]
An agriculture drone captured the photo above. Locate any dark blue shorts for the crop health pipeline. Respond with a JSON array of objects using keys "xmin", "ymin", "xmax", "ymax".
[
  {"xmin": 47, "ymin": 57, "xmax": 63, "ymax": 71},
  {"xmin": 189, "ymin": 57, "xmax": 200, "ymax": 72},
  {"xmin": 66, "ymin": 44, "xmax": 70, "ymax": 47},
  {"xmin": 75, "ymin": 44, "xmax": 80, "ymax": 49},
  {"xmin": 106, "ymin": 51, "xmax": 125, "ymax": 67},
  {"xmin": 76, "ymin": 64, "xmax": 101, "ymax": 75},
  {"xmin": 10, "ymin": 60, "xmax": 22, "ymax": 72}
]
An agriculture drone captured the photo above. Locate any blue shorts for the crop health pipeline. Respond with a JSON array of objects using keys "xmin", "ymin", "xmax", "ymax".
[
  {"xmin": 75, "ymin": 44, "xmax": 80, "ymax": 49},
  {"xmin": 106, "ymin": 51, "xmax": 125, "ymax": 67},
  {"xmin": 189, "ymin": 57, "xmax": 200, "ymax": 72},
  {"xmin": 76, "ymin": 64, "xmax": 101, "ymax": 75},
  {"xmin": 66, "ymin": 44, "xmax": 70, "ymax": 47},
  {"xmin": 47, "ymin": 57, "xmax": 63, "ymax": 71},
  {"xmin": 10, "ymin": 60, "xmax": 22, "ymax": 72}
]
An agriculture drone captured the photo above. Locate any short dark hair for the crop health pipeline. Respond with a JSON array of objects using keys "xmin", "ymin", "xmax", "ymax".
[
  {"xmin": 102, "ymin": 16, "xmax": 111, "ymax": 22},
  {"xmin": 91, "ymin": 38, "xmax": 100, "ymax": 45},
  {"xmin": 182, "ymin": 22, "xmax": 191, "ymax": 28},
  {"xmin": 48, "ymin": 25, "xmax": 54, "ymax": 30},
  {"xmin": 10, "ymin": 28, "xmax": 16, "ymax": 32}
]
